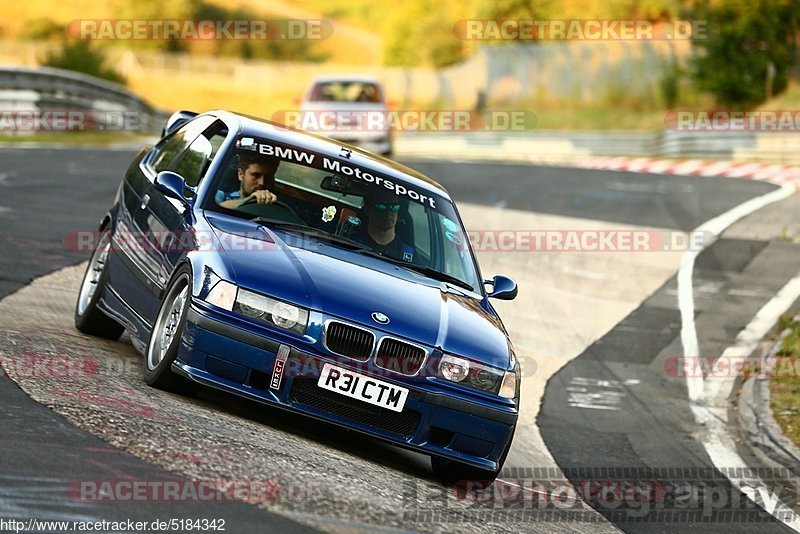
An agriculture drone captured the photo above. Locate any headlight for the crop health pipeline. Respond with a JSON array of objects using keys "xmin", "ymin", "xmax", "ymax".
[
  {"xmin": 438, "ymin": 354, "xmax": 505, "ymax": 395},
  {"xmin": 439, "ymin": 355, "xmax": 470, "ymax": 382},
  {"xmin": 232, "ymin": 288, "xmax": 309, "ymax": 335}
]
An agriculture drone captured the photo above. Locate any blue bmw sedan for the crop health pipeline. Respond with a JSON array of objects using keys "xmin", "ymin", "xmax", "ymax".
[{"xmin": 75, "ymin": 110, "xmax": 520, "ymax": 483}]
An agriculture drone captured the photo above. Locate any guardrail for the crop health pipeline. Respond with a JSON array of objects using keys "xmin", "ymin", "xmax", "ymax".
[
  {"xmin": 1, "ymin": 65, "xmax": 796, "ymax": 165},
  {"xmin": 395, "ymin": 130, "xmax": 800, "ymax": 165},
  {"xmin": 0, "ymin": 66, "xmax": 166, "ymax": 134}
]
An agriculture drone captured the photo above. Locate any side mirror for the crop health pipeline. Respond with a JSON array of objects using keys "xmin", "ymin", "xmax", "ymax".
[
  {"xmin": 155, "ymin": 171, "xmax": 191, "ymax": 207},
  {"xmin": 486, "ymin": 275, "xmax": 518, "ymax": 300}
]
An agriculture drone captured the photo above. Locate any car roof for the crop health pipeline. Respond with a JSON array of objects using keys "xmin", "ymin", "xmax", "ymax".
[
  {"xmin": 211, "ymin": 110, "xmax": 449, "ymax": 199},
  {"xmin": 310, "ymin": 75, "xmax": 382, "ymax": 85}
]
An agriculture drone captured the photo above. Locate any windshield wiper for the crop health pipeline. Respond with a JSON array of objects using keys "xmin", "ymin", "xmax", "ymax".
[
  {"xmin": 250, "ymin": 217, "xmax": 310, "ymax": 231},
  {"xmin": 251, "ymin": 217, "xmax": 368, "ymax": 250},
  {"xmin": 253, "ymin": 218, "xmax": 475, "ymax": 291},
  {"xmin": 402, "ymin": 264, "xmax": 475, "ymax": 292},
  {"xmin": 354, "ymin": 249, "xmax": 475, "ymax": 292}
]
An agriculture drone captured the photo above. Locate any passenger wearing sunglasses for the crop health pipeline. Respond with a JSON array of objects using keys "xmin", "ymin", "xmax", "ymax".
[{"xmin": 356, "ymin": 192, "xmax": 415, "ymax": 262}]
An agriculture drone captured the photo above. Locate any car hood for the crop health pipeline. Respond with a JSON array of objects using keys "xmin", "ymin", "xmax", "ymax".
[
  {"xmin": 300, "ymin": 101, "xmax": 387, "ymax": 111},
  {"xmin": 208, "ymin": 216, "xmax": 509, "ymax": 366}
]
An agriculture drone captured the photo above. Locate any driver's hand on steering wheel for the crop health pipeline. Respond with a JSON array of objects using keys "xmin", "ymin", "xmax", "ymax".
[{"xmin": 246, "ymin": 189, "xmax": 277, "ymax": 205}]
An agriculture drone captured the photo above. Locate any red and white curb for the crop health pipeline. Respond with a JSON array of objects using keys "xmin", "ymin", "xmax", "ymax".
[{"xmin": 576, "ymin": 156, "xmax": 800, "ymax": 187}]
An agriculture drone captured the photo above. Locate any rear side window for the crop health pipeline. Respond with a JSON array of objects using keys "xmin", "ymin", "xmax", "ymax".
[
  {"xmin": 170, "ymin": 122, "xmax": 228, "ymax": 188},
  {"xmin": 171, "ymin": 136, "xmax": 212, "ymax": 187},
  {"xmin": 149, "ymin": 115, "xmax": 217, "ymax": 174}
]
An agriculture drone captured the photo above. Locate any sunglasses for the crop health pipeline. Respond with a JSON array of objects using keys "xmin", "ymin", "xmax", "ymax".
[{"xmin": 371, "ymin": 202, "xmax": 400, "ymax": 212}]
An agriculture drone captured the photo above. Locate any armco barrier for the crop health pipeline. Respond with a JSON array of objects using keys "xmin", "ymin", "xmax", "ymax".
[
  {"xmin": 0, "ymin": 66, "xmax": 167, "ymax": 134},
  {"xmin": 394, "ymin": 130, "xmax": 800, "ymax": 165}
]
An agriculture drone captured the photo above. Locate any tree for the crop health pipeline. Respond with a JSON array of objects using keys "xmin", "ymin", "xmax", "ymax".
[
  {"xmin": 473, "ymin": 0, "xmax": 553, "ymax": 21},
  {"xmin": 690, "ymin": 0, "xmax": 798, "ymax": 108},
  {"xmin": 43, "ymin": 40, "xmax": 127, "ymax": 85},
  {"xmin": 382, "ymin": 0, "xmax": 468, "ymax": 67},
  {"xmin": 21, "ymin": 18, "xmax": 66, "ymax": 40}
]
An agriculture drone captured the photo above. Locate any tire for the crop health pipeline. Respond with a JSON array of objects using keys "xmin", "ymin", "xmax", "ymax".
[
  {"xmin": 430, "ymin": 426, "xmax": 516, "ymax": 488},
  {"xmin": 75, "ymin": 230, "xmax": 124, "ymax": 340},
  {"xmin": 143, "ymin": 266, "xmax": 200, "ymax": 396}
]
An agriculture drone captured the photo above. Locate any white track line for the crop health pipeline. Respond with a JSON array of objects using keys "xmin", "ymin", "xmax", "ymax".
[
  {"xmin": 691, "ymin": 273, "xmax": 800, "ymax": 531},
  {"xmin": 678, "ymin": 181, "xmax": 799, "ymax": 530},
  {"xmin": 679, "ymin": 182, "xmax": 795, "ymax": 400}
]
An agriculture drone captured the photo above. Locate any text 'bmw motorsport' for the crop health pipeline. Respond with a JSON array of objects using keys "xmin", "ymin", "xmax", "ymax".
[{"xmin": 254, "ymin": 142, "xmax": 436, "ymax": 208}]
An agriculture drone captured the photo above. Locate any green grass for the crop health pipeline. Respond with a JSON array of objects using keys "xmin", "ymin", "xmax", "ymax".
[
  {"xmin": 0, "ymin": 131, "xmax": 153, "ymax": 146},
  {"xmin": 0, "ymin": 0, "xmax": 382, "ymax": 66},
  {"xmin": 770, "ymin": 317, "xmax": 800, "ymax": 447},
  {"xmin": 3, "ymin": 0, "xmax": 797, "ymax": 133},
  {"xmin": 757, "ymin": 81, "xmax": 800, "ymax": 111},
  {"xmin": 531, "ymin": 107, "xmax": 668, "ymax": 131}
]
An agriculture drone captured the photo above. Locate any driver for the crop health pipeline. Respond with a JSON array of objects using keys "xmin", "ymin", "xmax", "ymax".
[{"xmin": 217, "ymin": 153, "xmax": 280, "ymax": 208}]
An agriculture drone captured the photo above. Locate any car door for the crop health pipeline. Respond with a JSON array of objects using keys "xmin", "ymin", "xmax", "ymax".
[
  {"xmin": 137, "ymin": 120, "xmax": 229, "ymax": 322},
  {"xmin": 108, "ymin": 116, "xmax": 217, "ymax": 323}
]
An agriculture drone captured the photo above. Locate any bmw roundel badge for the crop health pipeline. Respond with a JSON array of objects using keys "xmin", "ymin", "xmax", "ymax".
[{"xmin": 371, "ymin": 312, "xmax": 390, "ymax": 325}]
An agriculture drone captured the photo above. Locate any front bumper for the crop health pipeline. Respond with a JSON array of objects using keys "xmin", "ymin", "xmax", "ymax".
[{"xmin": 177, "ymin": 304, "xmax": 517, "ymax": 471}]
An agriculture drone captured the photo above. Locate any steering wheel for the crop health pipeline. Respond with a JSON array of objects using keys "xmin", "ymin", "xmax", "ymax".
[{"xmin": 237, "ymin": 197, "xmax": 305, "ymax": 224}]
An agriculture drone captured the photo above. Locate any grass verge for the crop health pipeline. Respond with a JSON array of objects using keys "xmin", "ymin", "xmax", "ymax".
[
  {"xmin": 0, "ymin": 131, "xmax": 153, "ymax": 146},
  {"xmin": 769, "ymin": 315, "xmax": 800, "ymax": 447}
]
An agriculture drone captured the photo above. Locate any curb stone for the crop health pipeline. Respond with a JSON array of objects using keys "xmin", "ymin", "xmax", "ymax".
[
  {"xmin": 738, "ymin": 319, "xmax": 800, "ymax": 475},
  {"xmin": 395, "ymin": 146, "xmax": 800, "ymax": 189}
]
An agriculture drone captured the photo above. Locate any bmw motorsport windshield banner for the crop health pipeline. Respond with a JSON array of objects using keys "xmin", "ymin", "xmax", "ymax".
[{"xmin": 236, "ymin": 137, "xmax": 442, "ymax": 209}]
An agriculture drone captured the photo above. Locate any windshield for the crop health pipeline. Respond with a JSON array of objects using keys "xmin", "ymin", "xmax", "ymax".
[
  {"xmin": 206, "ymin": 136, "xmax": 480, "ymax": 291},
  {"xmin": 309, "ymin": 81, "xmax": 383, "ymax": 103}
]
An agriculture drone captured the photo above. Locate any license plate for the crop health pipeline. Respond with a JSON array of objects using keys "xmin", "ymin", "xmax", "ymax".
[{"xmin": 317, "ymin": 363, "xmax": 408, "ymax": 412}]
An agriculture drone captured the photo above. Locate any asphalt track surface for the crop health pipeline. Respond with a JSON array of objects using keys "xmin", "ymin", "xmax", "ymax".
[
  {"xmin": 0, "ymin": 148, "xmax": 317, "ymax": 533},
  {"xmin": 0, "ymin": 147, "xmax": 790, "ymax": 532},
  {"xmin": 536, "ymin": 224, "xmax": 800, "ymax": 530},
  {"xmin": 418, "ymin": 160, "xmax": 798, "ymax": 531}
]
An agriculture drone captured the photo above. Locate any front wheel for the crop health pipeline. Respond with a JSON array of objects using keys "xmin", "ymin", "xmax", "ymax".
[
  {"xmin": 143, "ymin": 266, "xmax": 200, "ymax": 395},
  {"xmin": 75, "ymin": 230, "xmax": 124, "ymax": 339}
]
